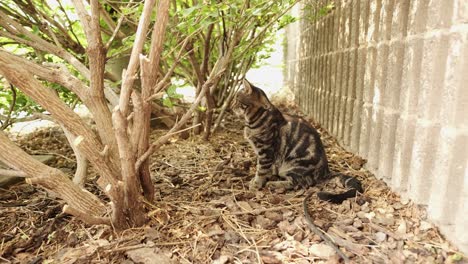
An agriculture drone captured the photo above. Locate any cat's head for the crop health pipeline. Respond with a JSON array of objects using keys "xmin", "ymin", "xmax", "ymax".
[{"xmin": 232, "ymin": 79, "xmax": 274, "ymax": 119}]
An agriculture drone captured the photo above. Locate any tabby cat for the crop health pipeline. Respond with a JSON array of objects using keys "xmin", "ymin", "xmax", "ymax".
[
  {"xmin": 232, "ymin": 79, "xmax": 363, "ymax": 202},
  {"xmin": 233, "ymin": 79, "xmax": 363, "ymax": 262}
]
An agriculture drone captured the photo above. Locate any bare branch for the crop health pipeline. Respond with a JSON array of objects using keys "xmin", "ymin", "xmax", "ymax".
[
  {"xmin": 0, "ymin": 169, "xmax": 27, "ymax": 178},
  {"xmin": 146, "ymin": 0, "xmax": 170, "ymax": 93},
  {"xmin": 119, "ymin": 0, "xmax": 157, "ymax": 116},
  {"xmin": 0, "ymin": 84, "xmax": 16, "ymax": 130},
  {"xmin": 0, "ymin": 9, "xmax": 90, "ymax": 79},
  {"xmin": 0, "ymin": 49, "xmax": 88, "ymax": 100}
]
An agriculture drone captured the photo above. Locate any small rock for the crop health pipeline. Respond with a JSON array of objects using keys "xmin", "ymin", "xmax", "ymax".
[
  {"xmin": 126, "ymin": 248, "xmax": 174, "ymax": 264},
  {"xmin": 364, "ymin": 212, "xmax": 376, "ymax": 220},
  {"xmin": 207, "ymin": 224, "xmax": 225, "ymax": 237},
  {"xmin": 278, "ymin": 220, "xmax": 297, "ymax": 235},
  {"xmin": 374, "ymin": 232, "xmax": 387, "ymax": 243},
  {"xmin": 374, "ymin": 215, "xmax": 394, "ymax": 226},
  {"xmin": 356, "ymin": 212, "xmax": 366, "ymax": 219},
  {"xmin": 396, "ymin": 220, "xmax": 407, "ymax": 235},
  {"xmin": 224, "ymin": 230, "xmax": 240, "ymax": 244},
  {"xmin": 361, "ymin": 202, "xmax": 370, "ymax": 213},
  {"xmin": 392, "ymin": 202, "xmax": 404, "ymax": 210},
  {"xmin": 353, "ymin": 219, "xmax": 363, "ymax": 229},
  {"xmin": 339, "ymin": 218, "xmax": 354, "ymax": 225},
  {"xmin": 237, "ymin": 201, "xmax": 253, "ymax": 212},
  {"xmin": 293, "ymin": 232, "xmax": 304, "ymax": 242},
  {"xmin": 400, "ymin": 197, "xmax": 410, "ymax": 205},
  {"xmin": 282, "ymin": 210, "xmax": 295, "ymax": 220},
  {"xmin": 309, "ymin": 244, "xmax": 336, "ymax": 259},
  {"xmin": 254, "ymin": 215, "xmax": 275, "ymax": 229},
  {"xmin": 260, "ymin": 251, "xmax": 283, "ymax": 264},
  {"xmin": 387, "ymin": 241, "xmax": 397, "ymax": 250},
  {"xmin": 419, "ymin": 221, "xmax": 432, "ymax": 231},
  {"xmin": 341, "ymin": 225, "xmax": 359, "ymax": 233},
  {"xmin": 349, "ymin": 231, "xmax": 365, "ymax": 240},
  {"xmin": 341, "ymin": 200, "xmax": 351, "ymax": 211},
  {"xmin": 212, "ymin": 255, "xmax": 231, "ymax": 264},
  {"xmin": 265, "ymin": 211, "xmax": 283, "ymax": 222}
]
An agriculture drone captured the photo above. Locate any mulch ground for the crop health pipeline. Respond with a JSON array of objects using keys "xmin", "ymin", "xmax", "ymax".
[{"xmin": 0, "ymin": 105, "xmax": 466, "ymax": 264}]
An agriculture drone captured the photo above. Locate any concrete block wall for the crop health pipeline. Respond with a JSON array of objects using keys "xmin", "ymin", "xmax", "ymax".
[{"xmin": 284, "ymin": 0, "xmax": 468, "ymax": 253}]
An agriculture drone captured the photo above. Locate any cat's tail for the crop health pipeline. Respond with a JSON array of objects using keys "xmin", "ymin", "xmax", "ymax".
[{"xmin": 317, "ymin": 174, "xmax": 363, "ymax": 204}]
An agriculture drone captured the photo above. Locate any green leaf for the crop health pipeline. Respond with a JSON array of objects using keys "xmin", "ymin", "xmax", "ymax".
[
  {"xmin": 162, "ymin": 97, "xmax": 173, "ymax": 108},
  {"xmin": 166, "ymin": 86, "xmax": 183, "ymax": 99},
  {"xmin": 180, "ymin": 5, "xmax": 200, "ymax": 17},
  {"xmin": 450, "ymin": 253, "xmax": 464, "ymax": 262}
]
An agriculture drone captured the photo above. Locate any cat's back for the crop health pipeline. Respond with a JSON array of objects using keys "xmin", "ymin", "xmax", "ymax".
[
  {"xmin": 281, "ymin": 113, "xmax": 321, "ymax": 141},
  {"xmin": 279, "ymin": 113, "xmax": 328, "ymax": 166}
]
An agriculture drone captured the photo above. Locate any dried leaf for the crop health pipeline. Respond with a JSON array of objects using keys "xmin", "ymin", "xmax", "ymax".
[
  {"xmin": 126, "ymin": 247, "xmax": 173, "ymax": 264},
  {"xmin": 309, "ymin": 243, "xmax": 337, "ymax": 259},
  {"xmin": 237, "ymin": 201, "xmax": 253, "ymax": 212}
]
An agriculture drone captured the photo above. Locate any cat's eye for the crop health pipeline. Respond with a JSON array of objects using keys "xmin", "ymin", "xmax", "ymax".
[{"xmin": 240, "ymin": 103, "xmax": 248, "ymax": 109}]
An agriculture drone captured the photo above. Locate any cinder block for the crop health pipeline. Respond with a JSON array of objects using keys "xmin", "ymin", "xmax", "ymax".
[
  {"xmin": 343, "ymin": 97, "xmax": 354, "ymax": 148},
  {"xmin": 318, "ymin": 56, "xmax": 326, "ymax": 124},
  {"xmin": 338, "ymin": 52, "xmax": 350, "ymax": 142},
  {"xmin": 318, "ymin": 20, "xmax": 324, "ymax": 55},
  {"xmin": 378, "ymin": 0, "xmax": 395, "ymax": 41},
  {"xmin": 359, "ymin": 0, "xmax": 370, "ymax": 45},
  {"xmin": 385, "ymin": 41, "xmax": 404, "ymax": 109},
  {"xmin": 324, "ymin": 55, "xmax": 332, "ymax": 130},
  {"xmin": 350, "ymin": 0, "xmax": 360, "ymax": 48},
  {"xmin": 333, "ymin": 2, "xmax": 341, "ymax": 51},
  {"xmin": 373, "ymin": 43, "xmax": 388, "ymax": 119},
  {"xmin": 418, "ymin": 34, "xmax": 449, "ymax": 122},
  {"xmin": 308, "ymin": 57, "xmax": 315, "ymax": 116},
  {"xmin": 344, "ymin": 49, "xmax": 358, "ymax": 146},
  {"xmin": 358, "ymin": 104, "xmax": 372, "ymax": 158},
  {"xmin": 328, "ymin": 52, "xmax": 338, "ymax": 132},
  {"xmin": 391, "ymin": 116, "xmax": 415, "ymax": 193},
  {"xmin": 378, "ymin": 111, "xmax": 398, "ymax": 181},
  {"xmin": 407, "ymin": 0, "xmax": 429, "ymax": 36},
  {"xmin": 350, "ymin": 47, "xmax": 367, "ymax": 153},
  {"xmin": 367, "ymin": 0, "xmax": 382, "ymax": 43},
  {"xmin": 440, "ymin": 31, "xmax": 468, "ymax": 128},
  {"xmin": 454, "ymin": 177, "xmax": 468, "ymax": 251},
  {"xmin": 427, "ymin": 0, "xmax": 454, "ymax": 29},
  {"xmin": 391, "ymin": 0, "xmax": 410, "ymax": 39},
  {"xmin": 453, "ymin": 0, "xmax": 468, "ymax": 25},
  {"xmin": 297, "ymin": 60, "xmax": 305, "ymax": 109},
  {"xmin": 428, "ymin": 130, "xmax": 467, "ymax": 225},
  {"xmin": 399, "ymin": 38, "xmax": 424, "ymax": 116},
  {"xmin": 343, "ymin": 1, "xmax": 351, "ymax": 48},
  {"xmin": 332, "ymin": 52, "xmax": 343, "ymax": 136},
  {"xmin": 367, "ymin": 106, "xmax": 383, "ymax": 172},
  {"xmin": 311, "ymin": 25, "xmax": 318, "ymax": 57},
  {"xmin": 407, "ymin": 121, "xmax": 441, "ymax": 204},
  {"xmin": 304, "ymin": 59, "xmax": 311, "ymax": 115},
  {"xmin": 350, "ymin": 99, "xmax": 363, "ymax": 153},
  {"xmin": 363, "ymin": 47, "xmax": 376, "ymax": 104}
]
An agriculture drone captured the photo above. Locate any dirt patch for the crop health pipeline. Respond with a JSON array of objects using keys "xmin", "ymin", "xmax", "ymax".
[{"xmin": 0, "ymin": 112, "xmax": 466, "ymax": 264}]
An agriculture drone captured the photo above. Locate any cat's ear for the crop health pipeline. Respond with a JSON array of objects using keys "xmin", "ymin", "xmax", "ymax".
[{"xmin": 243, "ymin": 79, "xmax": 253, "ymax": 94}]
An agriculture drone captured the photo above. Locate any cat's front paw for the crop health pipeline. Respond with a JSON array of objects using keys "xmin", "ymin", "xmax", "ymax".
[{"xmin": 249, "ymin": 177, "xmax": 266, "ymax": 191}]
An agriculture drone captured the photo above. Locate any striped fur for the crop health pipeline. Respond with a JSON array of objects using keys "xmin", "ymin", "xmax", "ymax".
[{"xmin": 233, "ymin": 80, "xmax": 363, "ymax": 203}]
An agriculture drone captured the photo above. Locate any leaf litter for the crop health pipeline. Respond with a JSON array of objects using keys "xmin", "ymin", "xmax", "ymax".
[{"xmin": 0, "ymin": 108, "xmax": 466, "ymax": 264}]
